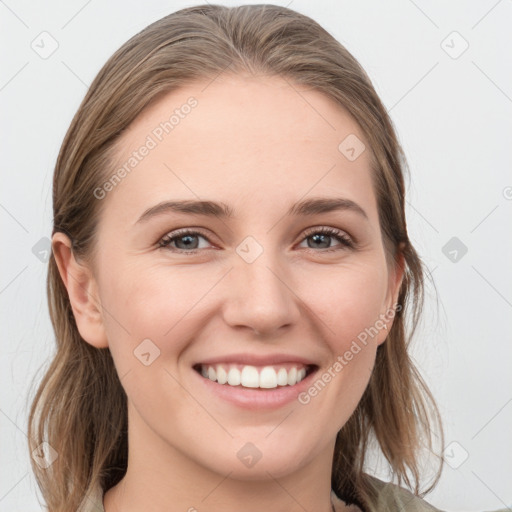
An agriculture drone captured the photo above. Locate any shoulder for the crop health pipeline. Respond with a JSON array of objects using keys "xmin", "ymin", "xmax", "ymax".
[
  {"xmin": 366, "ymin": 474, "xmax": 444, "ymax": 511},
  {"xmin": 77, "ymin": 482, "xmax": 105, "ymax": 512},
  {"xmin": 331, "ymin": 474, "xmax": 444, "ymax": 512}
]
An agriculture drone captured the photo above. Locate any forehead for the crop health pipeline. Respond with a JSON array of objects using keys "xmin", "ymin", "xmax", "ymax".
[{"xmin": 104, "ymin": 74, "xmax": 378, "ymax": 224}]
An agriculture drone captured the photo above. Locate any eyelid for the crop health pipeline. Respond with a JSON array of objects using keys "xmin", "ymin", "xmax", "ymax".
[
  {"xmin": 158, "ymin": 225, "xmax": 356, "ymax": 253},
  {"xmin": 301, "ymin": 225, "xmax": 353, "ymax": 241},
  {"xmin": 158, "ymin": 227, "xmax": 215, "ymax": 248}
]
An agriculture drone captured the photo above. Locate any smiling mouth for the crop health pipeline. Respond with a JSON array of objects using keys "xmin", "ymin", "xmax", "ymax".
[{"xmin": 193, "ymin": 363, "xmax": 318, "ymax": 389}]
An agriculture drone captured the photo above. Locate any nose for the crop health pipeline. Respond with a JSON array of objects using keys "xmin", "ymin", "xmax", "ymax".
[{"xmin": 222, "ymin": 246, "xmax": 301, "ymax": 337}]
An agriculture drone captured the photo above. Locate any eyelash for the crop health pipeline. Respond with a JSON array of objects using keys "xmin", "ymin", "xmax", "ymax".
[{"xmin": 158, "ymin": 226, "xmax": 355, "ymax": 255}]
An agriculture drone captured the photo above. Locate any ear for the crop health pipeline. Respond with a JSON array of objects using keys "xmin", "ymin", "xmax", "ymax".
[
  {"xmin": 51, "ymin": 232, "xmax": 109, "ymax": 348},
  {"xmin": 376, "ymin": 244, "xmax": 406, "ymax": 346},
  {"xmin": 386, "ymin": 245, "xmax": 405, "ymax": 312}
]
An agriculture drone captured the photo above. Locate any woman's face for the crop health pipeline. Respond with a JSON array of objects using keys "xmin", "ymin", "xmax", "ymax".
[{"xmin": 76, "ymin": 74, "xmax": 403, "ymax": 480}]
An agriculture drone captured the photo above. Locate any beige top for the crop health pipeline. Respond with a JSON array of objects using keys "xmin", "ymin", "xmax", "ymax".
[
  {"xmin": 331, "ymin": 474, "xmax": 443, "ymax": 511},
  {"xmin": 78, "ymin": 474, "xmax": 446, "ymax": 512}
]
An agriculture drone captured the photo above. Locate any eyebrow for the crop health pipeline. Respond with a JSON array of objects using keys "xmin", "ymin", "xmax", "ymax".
[{"xmin": 135, "ymin": 196, "xmax": 368, "ymax": 224}]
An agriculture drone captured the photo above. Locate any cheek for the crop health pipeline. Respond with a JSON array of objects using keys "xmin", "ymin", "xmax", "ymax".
[
  {"xmin": 291, "ymin": 264, "xmax": 387, "ymax": 433},
  {"xmin": 302, "ymin": 260, "xmax": 389, "ymax": 347},
  {"xmin": 97, "ymin": 260, "xmax": 215, "ymax": 364}
]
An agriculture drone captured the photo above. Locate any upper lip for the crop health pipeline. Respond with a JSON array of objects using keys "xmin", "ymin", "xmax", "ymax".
[{"xmin": 194, "ymin": 353, "xmax": 318, "ymax": 367}]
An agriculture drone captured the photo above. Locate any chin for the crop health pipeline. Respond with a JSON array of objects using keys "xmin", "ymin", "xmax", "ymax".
[{"xmin": 213, "ymin": 436, "xmax": 313, "ymax": 480}]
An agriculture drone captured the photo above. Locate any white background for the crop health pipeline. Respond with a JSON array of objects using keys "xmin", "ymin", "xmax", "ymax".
[{"xmin": 1, "ymin": 1, "xmax": 511, "ymax": 510}]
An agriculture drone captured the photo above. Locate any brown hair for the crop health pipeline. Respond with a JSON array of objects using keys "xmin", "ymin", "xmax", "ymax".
[{"xmin": 27, "ymin": 4, "xmax": 444, "ymax": 511}]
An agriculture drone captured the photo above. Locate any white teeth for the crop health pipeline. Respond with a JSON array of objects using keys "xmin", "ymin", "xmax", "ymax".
[
  {"xmin": 227, "ymin": 367, "xmax": 241, "ymax": 386},
  {"xmin": 259, "ymin": 366, "xmax": 277, "ymax": 388},
  {"xmin": 240, "ymin": 366, "xmax": 259, "ymax": 388},
  {"xmin": 287, "ymin": 367, "xmax": 297, "ymax": 386},
  {"xmin": 199, "ymin": 364, "xmax": 310, "ymax": 389},
  {"xmin": 277, "ymin": 368, "xmax": 288, "ymax": 386},
  {"xmin": 216, "ymin": 365, "xmax": 228, "ymax": 384}
]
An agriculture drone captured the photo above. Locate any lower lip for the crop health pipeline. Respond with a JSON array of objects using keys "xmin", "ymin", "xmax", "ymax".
[{"xmin": 193, "ymin": 367, "xmax": 318, "ymax": 410}]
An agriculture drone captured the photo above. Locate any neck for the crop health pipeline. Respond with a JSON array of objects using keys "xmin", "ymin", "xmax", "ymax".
[{"xmin": 103, "ymin": 402, "xmax": 343, "ymax": 512}]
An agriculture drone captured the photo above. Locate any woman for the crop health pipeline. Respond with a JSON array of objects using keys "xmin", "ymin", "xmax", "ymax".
[{"xmin": 28, "ymin": 4, "xmax": 446, "ymax": 511}]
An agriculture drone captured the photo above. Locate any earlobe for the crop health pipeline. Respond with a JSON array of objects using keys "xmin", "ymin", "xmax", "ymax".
[{"xmin": 51, "ymin": 232, "xmax": 109, "ymax": 348}]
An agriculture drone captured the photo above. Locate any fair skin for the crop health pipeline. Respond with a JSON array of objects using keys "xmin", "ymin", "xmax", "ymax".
[{"xmin": 53, "ymin": 74, "xmax": 404, "ymax": 512}]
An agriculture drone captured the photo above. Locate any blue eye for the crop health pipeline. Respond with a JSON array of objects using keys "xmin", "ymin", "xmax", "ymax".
[
  {"xmin": 299, "ymin": 227, "xmax": 354, "ymax": 251},
  {"xmin": 158, "ymin": 227, "xmax": 355, "ymax": 255},
  {"xmin": 159, "ymin": 229, "xmax": 210, "ymax": 253}
]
